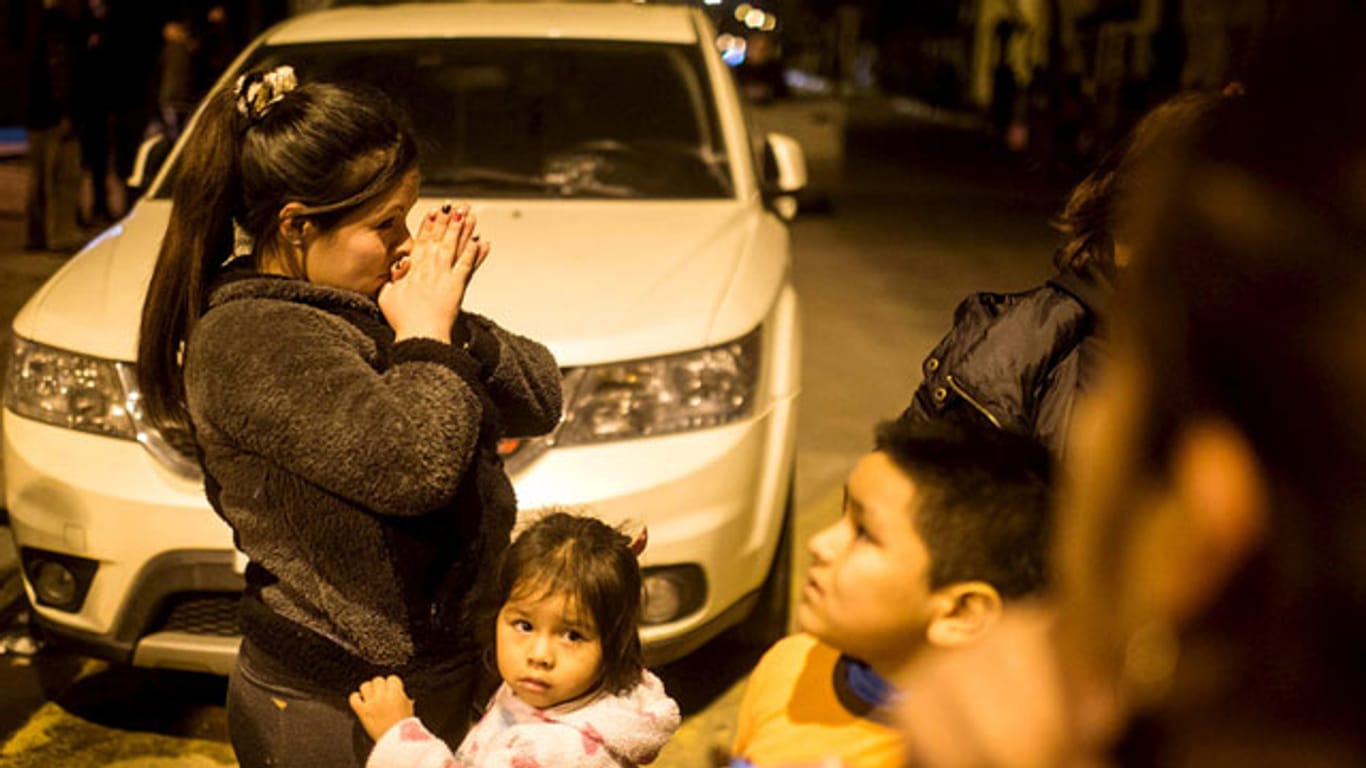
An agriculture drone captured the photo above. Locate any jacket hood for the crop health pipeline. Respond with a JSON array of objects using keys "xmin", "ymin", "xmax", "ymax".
[{"xmin": 538, "ymin": 670, "xmax": 681, "ymax": 764}]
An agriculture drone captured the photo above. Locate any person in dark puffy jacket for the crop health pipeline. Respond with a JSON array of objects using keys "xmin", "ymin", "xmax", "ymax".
[{"xmin": 901, "ymin": 91, "xmax": 1225, "ymax": 457}]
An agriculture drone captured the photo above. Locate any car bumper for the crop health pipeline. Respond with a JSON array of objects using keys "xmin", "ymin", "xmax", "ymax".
[{"xmin": 4, "ymin": 384, "xmax": 796, "ymax": 670}]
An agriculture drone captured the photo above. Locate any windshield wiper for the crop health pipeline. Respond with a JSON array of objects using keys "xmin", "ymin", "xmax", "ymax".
[{"xmin": 425, "ymin": 166, "xmax": 638, "ymax": 198}]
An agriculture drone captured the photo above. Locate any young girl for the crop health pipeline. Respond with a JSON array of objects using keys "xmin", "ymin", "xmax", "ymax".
[
  {"xmin": 137, "ymin": 65, "xmax": 563, "ymax": 767},
  {"xmin": 351, "ymin": 512, "xmax": 681, "ymax": 767}
]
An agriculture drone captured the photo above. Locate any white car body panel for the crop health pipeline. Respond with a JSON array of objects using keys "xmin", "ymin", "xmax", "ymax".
[
  {"xmin": 748, "ymin": 96, "xmax": 846, "ymax": 202},
  {"xmin": 267, "ymin": 4, "xmax": 700, "ymax": 46},
  {"xmin": 17, "ymin": 200, "xmax": 780, "ymax": 366}
]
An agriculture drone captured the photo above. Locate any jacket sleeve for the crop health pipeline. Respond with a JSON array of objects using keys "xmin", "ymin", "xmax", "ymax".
[
  {"xmin": 899, "ymin": 380, "xmax": 937, "ymax": 426},
  {"xmin": 186, "ymin": 300, "xmax": 485, "ymax": 517},
  {"xmin": 366, "ymin": 718, "xmax": 463, "ymax": 768},
  {"xmin": 901, "ymin": 292, "xmax": 979, "ymax": 426},
  {"xmin": 459, "ymin": 313, "xmax": 563, "ymax": 438},
  {"xmin": 900, "ymin": 291, "xmax": 1022, "ymax": 434}
]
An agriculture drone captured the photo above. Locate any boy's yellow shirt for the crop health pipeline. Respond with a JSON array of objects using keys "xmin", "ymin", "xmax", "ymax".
[{"xmin": 733, "ymin": 633, "xmax": 905, "ymax": 767}]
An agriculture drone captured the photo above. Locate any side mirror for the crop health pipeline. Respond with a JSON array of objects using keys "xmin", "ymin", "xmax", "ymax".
[
  {"xmin": 127, "ymin": 133, "xmax": 171, "ymax": 193},
  {"xmin": 763, "ymin": 132, "xmax": 807, "ymax": 221}
]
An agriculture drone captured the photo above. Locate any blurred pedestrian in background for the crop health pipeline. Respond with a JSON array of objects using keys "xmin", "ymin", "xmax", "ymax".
[
  {"xmin": 23, "ymin": 0, "xmax": 84, "ymax": 252},
  {"xmin": 73, "ymin": 0, "xmax": 117, "ymax": 224},
  {"xmin": 896, "ymin": 5, "xmax": 1366, "ymax": 764},
  {"xmin": 157, "ymin": 13, "xmax": 197, "ymax": 141},
  {"xmin": 736, "ymin": 31, "xmax": 788, "ymax": 104},
  {"xmin": 195, "ymin": 3, "xmax": 242, "ymax": 96}
]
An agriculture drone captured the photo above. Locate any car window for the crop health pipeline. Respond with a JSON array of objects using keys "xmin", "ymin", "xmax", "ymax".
[{"xmin": 154, "ymin": 38, "xmax": 734, "ymax": 200}]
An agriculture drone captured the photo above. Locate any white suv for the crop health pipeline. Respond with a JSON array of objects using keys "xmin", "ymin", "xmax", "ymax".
[{"xmin": 3, "ymin": 2, "xmax": 804, "ymax": 674}]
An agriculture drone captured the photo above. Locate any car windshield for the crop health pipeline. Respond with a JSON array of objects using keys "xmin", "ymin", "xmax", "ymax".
[{"xmin": 153, "ymin": 38, "xmax": 733, "ymax": 200}]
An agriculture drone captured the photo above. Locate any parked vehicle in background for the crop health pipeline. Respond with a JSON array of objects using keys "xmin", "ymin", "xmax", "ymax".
[
  {"xmin": 3, "ymin": 1, "xmax": 805, "ymax": 675},
  {"xmin": 733, "ymin": 32, "xmax": 845, "ymax": 209},
  {"xmin": 747, "ymin": 91, "xmax": 846, "ymax": 209}
]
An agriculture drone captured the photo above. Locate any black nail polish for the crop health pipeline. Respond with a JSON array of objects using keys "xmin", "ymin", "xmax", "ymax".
[
  {"xmin": 441, "ymin": 203, "xmax": 452, "ymax": 214},
  {"xmin": 472, "ymin": 235, "xmax": 480, "ymax": 242}
]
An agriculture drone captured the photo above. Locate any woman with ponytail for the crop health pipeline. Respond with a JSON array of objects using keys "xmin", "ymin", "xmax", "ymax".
[{"xmin": 136, "ymin": 67, "xmax": 563, "ymax": 767}]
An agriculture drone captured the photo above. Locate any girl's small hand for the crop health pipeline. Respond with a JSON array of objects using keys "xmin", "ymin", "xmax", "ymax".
[
  {"xmin": 379, "ymin": 202, "xmax": 492, "ymax": 343},
  {"xmin": 349, "ymin": 674, "xmax": 416, "ymax": 742}
]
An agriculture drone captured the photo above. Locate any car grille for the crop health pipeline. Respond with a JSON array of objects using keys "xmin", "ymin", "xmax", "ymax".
[{"xmin": 153, "ymin": 593, "xmax": 241, "ymax": 637}]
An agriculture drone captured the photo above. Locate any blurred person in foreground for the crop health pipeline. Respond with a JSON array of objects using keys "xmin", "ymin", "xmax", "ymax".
[
  {"xmin": 731, "ymin": 421, "xmax": 1052, "ymax": 767},
  {"xmin": 896, "ymin": 11, "xmax": 1366, "ymax": 766},
  {"xmin": 901, "ymin": 91, "xmax": 1225, "ymax": 458}
]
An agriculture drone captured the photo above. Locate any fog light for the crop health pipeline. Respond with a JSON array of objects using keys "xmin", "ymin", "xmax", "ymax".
[
  {"xmin": 33, "ymin": 561, "xmax": 78, "ymax": 606},
  {"xmin": 641, "ymin": 565, "xmax": 706, "ymax": 626},
  {"xmin": 20, "ymin": 547, "xmax": 98, "ymax": 611},
  {"xmin": 642, "ymin": 576, "xmax": 682, "ymax": 624}
]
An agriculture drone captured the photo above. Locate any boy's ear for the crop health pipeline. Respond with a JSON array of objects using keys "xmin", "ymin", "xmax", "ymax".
[{"xmin": 924, "ymin": 582, "xmax": 1003, "ymax": 649}]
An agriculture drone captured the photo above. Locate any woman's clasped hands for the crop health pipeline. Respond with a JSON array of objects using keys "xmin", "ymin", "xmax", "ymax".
[{"xmin": 380, "ymin": 202, "xmax": 491, "ymax": 344}]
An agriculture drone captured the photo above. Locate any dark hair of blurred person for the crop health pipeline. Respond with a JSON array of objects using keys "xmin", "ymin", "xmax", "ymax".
[
  {"xmin": 901, "ymin": 90, "xmax": 1227, "ymax": 458},
  {"xmin": 1050, "ymin": 91, "xmax": 1225, "ymax": 275}
]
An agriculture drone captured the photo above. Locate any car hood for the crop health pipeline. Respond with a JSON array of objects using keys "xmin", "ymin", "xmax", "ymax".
[{"xmin": 13, "ymin": 199, "xmax": 777, "ymax": 367}]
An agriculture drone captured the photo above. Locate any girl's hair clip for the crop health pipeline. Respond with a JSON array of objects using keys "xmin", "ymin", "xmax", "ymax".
[
  {"xmin": 629, "ymin": 526, "xmax": 648, "ymax": 557},
  {"xmin": 235, "ymin": 65, "xmax": 299, "ymax": 123}
]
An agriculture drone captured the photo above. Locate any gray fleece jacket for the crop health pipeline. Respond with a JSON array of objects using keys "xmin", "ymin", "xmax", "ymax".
[{"xmin": 183, "ymin": 272, "xmax": 562, "ymax": 692}]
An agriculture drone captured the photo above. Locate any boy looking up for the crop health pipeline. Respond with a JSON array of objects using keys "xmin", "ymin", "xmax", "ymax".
[{"xmin": 732, "ymin": 420, "xmax": 1052, "ymax": 767}]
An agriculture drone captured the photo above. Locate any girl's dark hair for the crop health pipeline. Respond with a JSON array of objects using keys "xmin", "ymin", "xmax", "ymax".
[
  {"xmin": 1052, "ymin": 91, "xmax": 1225, "ymax": 274},
  {"xmin": 136, "ymin": 72, "xmax": 418, "ymax": 430},
  {"xmin": 496, "ymin": 512, "xmax": 646, "ymax": 696}
]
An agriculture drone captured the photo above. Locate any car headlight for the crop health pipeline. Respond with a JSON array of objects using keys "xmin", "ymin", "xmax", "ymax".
[
  {"xmin": 556, "ymin": 329, "xmax": 761, "ymax": 445},
  {"xmin": 4, "ymin": 336, "xmax": 136, "ymax": 439}
]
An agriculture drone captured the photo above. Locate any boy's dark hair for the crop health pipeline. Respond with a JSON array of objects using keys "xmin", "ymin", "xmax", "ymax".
[
  {"xmin": 495, "ymin": 512, "xmax": 645, "ymax": 696},
  {"xmin": 874, "ymin": 419, "xmax": 1052, "ymax": 600}
]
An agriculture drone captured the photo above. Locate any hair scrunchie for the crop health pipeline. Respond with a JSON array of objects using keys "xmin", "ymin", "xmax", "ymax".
[{"xmin": 235, "ymin": 65, "xmax": 298, "ymax": 124}]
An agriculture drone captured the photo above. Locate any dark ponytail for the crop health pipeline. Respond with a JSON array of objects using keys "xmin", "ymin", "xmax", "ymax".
[
  {"xmin": 138, "ymin": 87, "xmax": 244, "ymax": 431},
  {"xmin": 136, "ymin": 72, "xmax": 418, "ymax": 433}
]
